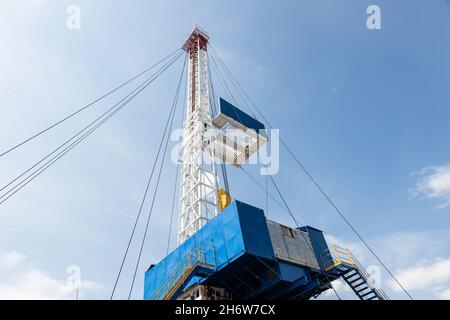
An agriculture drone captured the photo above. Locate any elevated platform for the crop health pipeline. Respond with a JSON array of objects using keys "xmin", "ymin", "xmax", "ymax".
[
  {"xmin": 144, "ymin": 200, "xmax": 338, "ymax": 300},
  {"xmin": 144, "ymin": 200, "xmax": 389, "ymax": 300},
  {"xmin": 211, "ymin": 98, "xmax": 267, "ymax": 166}
]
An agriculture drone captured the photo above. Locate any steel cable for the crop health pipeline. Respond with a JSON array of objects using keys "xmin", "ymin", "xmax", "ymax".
[
  {"xmin": 210, "ymin": 45, "xmax": 412, "ymax": 299},
  {"xmin": 109, "ymin": 54, "xmax": 186, "ymax": 299},
  {"xmin": 127, "ymin": 55, "xmax": 187, "ymax": 299},
  {"xmin": 0, "ymin": 49, "xmax": 181, "ymax": 159},
  {"xmin": 0, "ymin": 52, "xmax": 183, "ymax": 207}
]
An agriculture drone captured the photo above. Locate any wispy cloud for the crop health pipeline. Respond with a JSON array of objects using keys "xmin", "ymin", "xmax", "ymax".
[
  {"xmin": 325, "ymin": 234, "xmax": 366, "ymax": 262},
  {"xmin": 0, "ymin": 251, "xmax": 100, "ymax": 300},
  {"xmin": 389, "ymin": 258, "xmax": 450, "ymax": 299},
  {"xmin": 321, "ymin": 278, "xmax": 352, "ymax": 298},
  {"xmin": 101, "ymin": 133, "xmax": 136, "ymax": 159},
  {"xmin": 411, "ymin": 164, "xmax": 450, "ymax": 208},
  {"xmin": 436, "ymin": 288, "xmax": 450, "ymax": 299},
  {"xmin": 325, "ymin": 230, "xmax": 450, "ymax": 299}
]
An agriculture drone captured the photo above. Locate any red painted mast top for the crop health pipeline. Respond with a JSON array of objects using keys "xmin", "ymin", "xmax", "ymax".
[{"xmin": 181, "ymin": 26, "xmax": 209, "ymax": 52}]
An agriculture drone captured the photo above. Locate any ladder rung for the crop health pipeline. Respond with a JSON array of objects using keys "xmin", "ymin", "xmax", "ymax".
[
  {"xmin": 361, "ymin": 292, "xmax": 376, "ymax": 300},
  {"xmin": 355, "ymin": 289, "xmax": 372, "ymax": 296},
  {"xmin": 346, "ymin": 275, "xmax": 362, "ymax": 283},
  {"xmin": 345, "ymin": 270, "xmax": 357, "ymax": 276},
  {"xmin": 356, "ymin": 285, "xmax": 371, "ymax": 292},
  {"xmin": 355, "ymin": 289, "xmax": 371, "ymax": 296},
  {"xmin": 353, "ymin": 286, "xmax": 370, "ymax": 293},
  {"xmin": 359, "ymin": 290, "xmax": 375, "ymax": 297},
  {"xmin": 354, "ymin": 283, "xmax": 369, "ymax": 291},
  {"xmin": 348, "ymin": 278, "xmax": 364, "ymax": 285},
  {"xmin": 350, "ymin": 282, "xmax": 365, "ymax": 289}
]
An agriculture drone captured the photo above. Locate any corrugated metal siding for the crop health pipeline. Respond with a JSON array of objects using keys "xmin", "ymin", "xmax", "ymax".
[
  {"xmin": 267, "ymin": 220, "xmax": 320, "ymax": 270},
  {"xmin": 144, "ymin": 200, "xmax": 275, "ymax": 299}
]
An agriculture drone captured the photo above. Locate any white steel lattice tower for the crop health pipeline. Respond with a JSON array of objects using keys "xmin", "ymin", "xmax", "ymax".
[{"xmin": 179, "ymin": 27, "xmax": 219, "ymax": 244}]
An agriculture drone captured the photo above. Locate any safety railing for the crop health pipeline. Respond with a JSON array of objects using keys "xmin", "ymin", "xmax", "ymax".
[
  {"xmin": 148, "ymin": 243, "xmax": 216, "ymax": 300},
  {"xmin": 322, "ymin": 245, "xmax": 356, "ymax": 271},
  {"xmin": 343, "ymin": 249, "xmax": 389, "ymax": 300},
  {"xmin": 322, "ymin": 245, "xmax": 389, "ymax": 300}
]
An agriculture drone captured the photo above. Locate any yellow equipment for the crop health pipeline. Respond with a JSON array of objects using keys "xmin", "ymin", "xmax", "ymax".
[{"xmin": 217, "ymin": 189, "xmax": 232, "ymax": 211}]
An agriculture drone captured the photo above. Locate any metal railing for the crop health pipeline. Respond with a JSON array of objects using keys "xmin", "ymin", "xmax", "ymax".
[
  {"xmin": 322, "ymin": 245, "xmax": 389, "ymax": 300},
  {"xmin": 148, "ymin": 244, "xmax": 216, "ymax": 300},
  {"xmin": 322, "ymin": 245, "xmax": 356, "ymax": 270}
]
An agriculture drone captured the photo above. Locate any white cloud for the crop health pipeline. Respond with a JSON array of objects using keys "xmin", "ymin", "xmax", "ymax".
[
  {"xmin": 0, "ymin": 252, "xmax": 27, "ymax": 268},
  {"xmin": 324, "ymin": 234, "xmax": 366, "ymax": 263},
  {"xmin": 372, "ymin": 230, "xmax": 450, "ymax": 269},
  {"xmin": 436, "ymin": 288, "xmax": 450, "ymax": 300},
  {"xmin": 412, "ymin": 164, "xmax": 450, "ymax": 208},
  {"xmin": 322, "ymin": 278, "xmax": 352, "ymax": 298},
  {"xmin": 101, "ymin": 133, "xmax": 136, "ymax": 159},
  {"xmin": 389, "ymin": 258, "xmax": 450, "ymax": 299},
  {"xmin": 0, "ymin": 251, "xmax": 100, "ymax": 300},
  {"xmin": 331, "ymin": 86, "xmax": 339, "ymax": 94},
  {"xmin": 325, "ymin": 231, "xmax": 450, "ymax": 299}
]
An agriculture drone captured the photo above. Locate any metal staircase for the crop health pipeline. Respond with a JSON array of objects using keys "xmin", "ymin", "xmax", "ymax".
[
  {"xmin": 149, "ymin": 244, "xmax": 216, "ymax": 300},
  {"xmin": 323, "ymin": 246, "xmax": 389, "ymax": 300}
]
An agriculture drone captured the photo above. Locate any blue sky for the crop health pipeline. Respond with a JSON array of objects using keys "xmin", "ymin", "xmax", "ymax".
[{"xmin": 0, "ymin": 0, "xmax": 449, "ymax": 299}]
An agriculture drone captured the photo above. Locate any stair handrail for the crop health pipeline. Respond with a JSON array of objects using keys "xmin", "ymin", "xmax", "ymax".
[
  {"xmin": 149, "ymin": 243, "xmax": 216, "ymax": 300},
  {"xmin": 323, "ymin": 245, "xmax": 389, "ymax": 300},
  {"xmin": 343, "ymin": 248, "xmax": 389, "ymax": 300},
  {"xmin": 321, "ymin": 245, "xmax": 355, "ymax": 270}
]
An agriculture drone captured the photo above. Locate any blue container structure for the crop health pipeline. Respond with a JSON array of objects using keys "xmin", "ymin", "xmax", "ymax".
[
  {"xmin": 217, "ymin": 98, "xmax": 266, "ymax": 133},
  {"xmin": 144, "ymin": 200, "xmax": 340, "ymax": 300}
]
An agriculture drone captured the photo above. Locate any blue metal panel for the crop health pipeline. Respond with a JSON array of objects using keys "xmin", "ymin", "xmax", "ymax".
[
  {"xmin": 236, "ymin": 201, "xmax": 274, "ymax": 260},
  {"xmin": 300, "ymin": 226, "xmax": 332, "ymax": 270},
  {"xmin": 278, "ymin": 260, "xmax": 309, "ymax": 282},
  {"xmin": 144, "ymin": 199, "xmax": 336, "ymax": 300},
  {"xmin": 219, "ymin": 98, "xmax": 265, "ymax": 133},
  {"xmin": 144, "ymin": 200, "xmax": 273, "ymax": 300}
]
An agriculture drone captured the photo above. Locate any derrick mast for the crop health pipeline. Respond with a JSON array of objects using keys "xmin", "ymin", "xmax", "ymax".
[
  {"xmin": 179, "ymin": 27, "xmax": 218, "ymax": 244},
  {"xmin": 144, "ymin": 28, "xmax": 389, "ymax": 301}
]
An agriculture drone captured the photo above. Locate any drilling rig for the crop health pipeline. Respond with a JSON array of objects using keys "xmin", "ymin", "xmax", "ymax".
[{"xmin": 143, "ymin": 26, "xmax": 388, "ymax": 301}]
